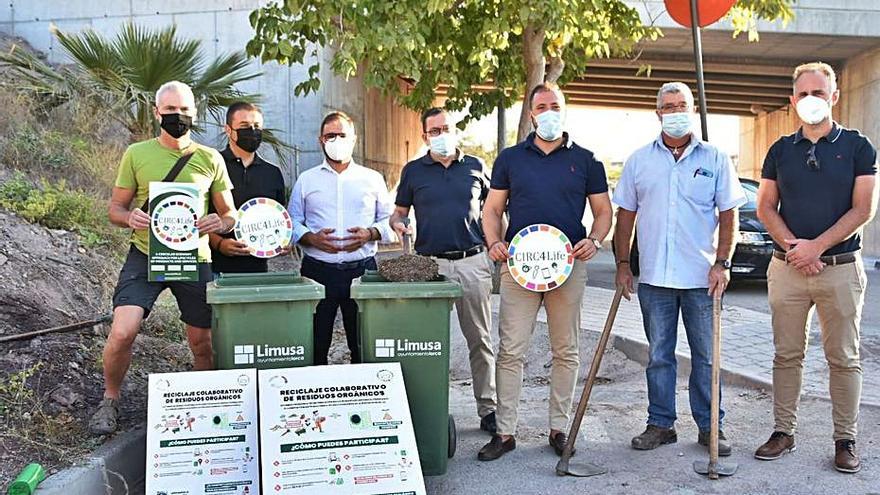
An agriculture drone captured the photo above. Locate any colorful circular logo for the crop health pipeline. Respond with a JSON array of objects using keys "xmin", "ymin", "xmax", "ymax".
[
  {"xmin": 507, "ymin": 224, "xmax": 574, "ymax": 292},
  {"xmin": 234, "ymin": 198, "xmax": 293, "ymax": 258},
  {"xmin": 151, "ymin": 195, "xmax": 199, "ymax": 250}
]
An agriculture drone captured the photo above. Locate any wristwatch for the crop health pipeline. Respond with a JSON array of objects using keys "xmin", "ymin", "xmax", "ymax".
[
  {"xmin": 588, "ymin": 237, "xmax": 602, "ymax": 250},
  {"xmin": 715, "ymin": 259, "xmax": 732, "ymax": 270}
]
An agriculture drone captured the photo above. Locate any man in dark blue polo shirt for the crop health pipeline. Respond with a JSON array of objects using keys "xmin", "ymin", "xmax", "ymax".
[
  {"xmin": 390, "ymin": 107, "xmax": 498, "ymax": 434},
  {"xmin": 754, "ymin": 62, "xmax": 877, "ymax": 474},
  {"xmin": 209, "ymin": 102, "xmax": 287, "ymax": 274},
  {"xmin": 478, "ymin": 83, "xmax": 613, "ymax": 461}
]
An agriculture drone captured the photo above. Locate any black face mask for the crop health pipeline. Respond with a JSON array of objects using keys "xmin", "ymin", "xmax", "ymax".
[
  {"xmin": 234, "ymin": 127, "xmax": 263, "ymax": 153},
  {"xmin": 160, "ymin": 113, "xmax": 193, "ymax": 139}
]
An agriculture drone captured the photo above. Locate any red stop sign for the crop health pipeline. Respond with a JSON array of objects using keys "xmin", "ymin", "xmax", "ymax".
[{"xmin": 664, "ymin": 0, "xmax": 736, "ymax": 27}]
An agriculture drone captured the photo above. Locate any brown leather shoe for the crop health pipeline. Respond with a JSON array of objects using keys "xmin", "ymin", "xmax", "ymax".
[
  {"xmin": 631, "ymin": 425, "xmax": 677, "ymax": 450},
  {"xmin": 478, "ymin": 435, "xmax": 516, "ymax": 461},
  {"xmin": 549, "ymin": 431, "xmax": 575, "ymax": 456},
  {"xmin": 834, "ymin": 439, "xmax": 860, "ymax": 473},
  {"xmin": 754, "ymin": 431, "xmax": 796, "ymax": 460}
]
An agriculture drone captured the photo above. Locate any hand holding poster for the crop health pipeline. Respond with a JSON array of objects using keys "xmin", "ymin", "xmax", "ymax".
[
  {"xmin": 149, "ymin": 182, "xmax": 202, "ymax": 281},
  {"xmin": 507, "ymin": 223, "xmax": 574, "ymax": 292},
  {"xmin": 234, "ymin": 197, "xmax": 293, "ymax": 258},
  {"xmin": 146, "ymin": 369, "xmax": 260, "ymax": 495},
  {"xmin": 259, "ymin": 363, "xmax": 426, "ymax": 495}
]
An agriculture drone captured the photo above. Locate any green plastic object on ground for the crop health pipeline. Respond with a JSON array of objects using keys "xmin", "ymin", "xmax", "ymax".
[
  {"xmin": 351, "ymin": 271, "xmax": 463, "ymax": 476},
  {"xmin": 206, "ymin": 271, "xmax": 324, "ymax": 369},
  {"xmin": 7, "ymin": 463, "xmax": 45, "ymax": 495}
]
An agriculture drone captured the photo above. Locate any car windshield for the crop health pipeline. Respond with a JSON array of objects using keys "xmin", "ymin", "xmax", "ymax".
[{"xmin": 741, "ymin": 180, "xmax": 758, "ymax": 210}]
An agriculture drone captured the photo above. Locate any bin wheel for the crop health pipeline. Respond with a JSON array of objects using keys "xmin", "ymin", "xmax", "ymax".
[{"xmin": 448, "ymin": 414, "xmax": 457, "ymax": 458}]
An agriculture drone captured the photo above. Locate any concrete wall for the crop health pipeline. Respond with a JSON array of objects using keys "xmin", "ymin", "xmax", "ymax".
[
  {"xmin": 0, "ymin": 1, "xmax": 416, "ymax": 189},
  {"xmin": 739, "ymin": 47, "xmax": 880, "ymax": 257}
]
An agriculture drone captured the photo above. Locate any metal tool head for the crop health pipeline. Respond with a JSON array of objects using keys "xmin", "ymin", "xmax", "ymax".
[
  {"xmin": 555, "ymin": 458, "xmax": 607, "ymax": 478},
  {"xmin": 693, "ymin": 460, "xmax": 738, "ymax": 478},
  {"xmin": 401, "ymin": 218, "xmax": 412, "ymax": 255}
]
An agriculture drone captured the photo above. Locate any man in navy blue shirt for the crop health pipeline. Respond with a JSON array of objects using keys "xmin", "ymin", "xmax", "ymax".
[
  {"xmin": 755, "ymin": 62, "xmax": 878, "ymax": 473},
  {"xmin": 390, "ymin": 107, "xmax": 497, "ymax": 435},
  {"xmin": 478, "ymin": 83, "xmax": 613, "ymax": 461}
]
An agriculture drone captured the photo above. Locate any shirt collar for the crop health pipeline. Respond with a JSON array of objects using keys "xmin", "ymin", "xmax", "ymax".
[
  {"xmin": 420, "ymin": 149, "xmax": 463, "ymax": 165},
  {"xmin": 221, "ymin": 145, "xmax": 267, "ymax": 167},
  {"xmin": 524, "ymin": 132, "xmax": 574, "ymax": 153},
  {"xmin": 793, "ymin": 122, "xmax": 843, "ymax": 144},
  {"xmin": 319, "ymin": 159, "xmax": 360, "ymax": 174},
  {"xmin": 653, "ymin": 132, "xmax": 703, "ymax": 151}
]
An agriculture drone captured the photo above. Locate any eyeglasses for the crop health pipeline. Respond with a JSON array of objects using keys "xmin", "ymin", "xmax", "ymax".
[
  {"xmin": 321, "ymin": 132, "xmax": 347, "ymax": 142},
  {"xmin": 806, "ymin": 144, "xmax": 820, "ymax": 171},
  {"xmin": 425, "ymin": 126, "xmax": 451, "ymax": 137},
  {"xmin": 660, "ymin": 103, "xmax": 690, "ymax": 113}
]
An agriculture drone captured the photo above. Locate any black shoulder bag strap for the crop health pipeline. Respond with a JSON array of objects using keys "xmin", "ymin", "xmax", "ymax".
[{"xmin": 139, "ymin": 152, "xmax": 195, "ymax": 213}]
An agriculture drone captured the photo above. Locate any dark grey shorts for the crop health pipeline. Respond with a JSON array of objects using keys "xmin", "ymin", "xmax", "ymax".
[{"xmin": 111, "ymin": 246, "xmax": 213, "ymax": 329}]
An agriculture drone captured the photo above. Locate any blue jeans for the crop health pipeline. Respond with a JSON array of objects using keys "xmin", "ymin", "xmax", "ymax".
[{"xmin": 637, "ymin": 283, "xmax": 723, "ymax": 431}]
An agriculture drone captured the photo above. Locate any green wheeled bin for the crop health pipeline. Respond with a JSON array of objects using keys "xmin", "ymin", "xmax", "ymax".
[
  {"xmin": 206, "ymin": 271, "xmax": 324, "ymax": 369},
  {"xmin": 351, "ymin": 271, "xmax": 462, "ymax": 476}
]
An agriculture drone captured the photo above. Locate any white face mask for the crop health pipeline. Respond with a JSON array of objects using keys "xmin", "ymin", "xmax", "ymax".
[
  {"xmin": 661, "ymin": 112, "xmax": 693, "ymax": 139},
  {"xmin": 796, "ymin": 95, "xmax": 831, "ymax": 125},
  {"xmin": 534, "ymin": 110, "xmax": 564, "ymax": 141},
  {"xmin": 324, "ymin": 136, "xmax": 355, "ymax": 163},
  {"xmin": 429, "ymin": 133, "xmax": 457, "ymax": 157}
]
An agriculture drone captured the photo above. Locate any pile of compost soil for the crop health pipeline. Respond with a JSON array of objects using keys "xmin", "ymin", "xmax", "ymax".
[{"xmin": 377, "ymin": 254, "xmax": 439, "ymax": 282}]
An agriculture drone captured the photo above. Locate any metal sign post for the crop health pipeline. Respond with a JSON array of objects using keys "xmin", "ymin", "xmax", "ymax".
[{"xmin": 689, "ymin": 0, "xmax": 710, "ymax": 141}]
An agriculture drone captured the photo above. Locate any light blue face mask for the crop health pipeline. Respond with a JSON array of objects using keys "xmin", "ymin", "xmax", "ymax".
[
  {"xmin": 535, "ymin": 110, "xmax": 564, "ymax": 141},
  {"xmin": 429, "ymin": 132, "xmax": 457, "ymax": 157},
  {"xmin": 661, "ymin": 112, "xmax": 693, "ymax": 139}
]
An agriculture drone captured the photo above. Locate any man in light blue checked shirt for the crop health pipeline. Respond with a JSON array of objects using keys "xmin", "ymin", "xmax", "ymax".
[{"xmin": 612, "ymin": 82, "xmax": 746, "ymax": 456}]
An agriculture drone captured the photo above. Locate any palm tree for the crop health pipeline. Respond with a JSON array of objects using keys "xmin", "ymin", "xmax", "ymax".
[{"xmin": 0, "ymin": 23, "xmax": 287, "ymax": 150}]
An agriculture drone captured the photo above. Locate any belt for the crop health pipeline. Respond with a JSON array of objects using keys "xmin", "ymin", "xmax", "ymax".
[
  {"xmin": 772, "ymin": 250, "xmax": 857, "ymax": 266},
  {"xmin": 303, "ymin": 255, "xmax": 374, "ymax": 271},
  {"xmin": 424, "ymin": 245, "xmax": 485, "ymax": 261}
]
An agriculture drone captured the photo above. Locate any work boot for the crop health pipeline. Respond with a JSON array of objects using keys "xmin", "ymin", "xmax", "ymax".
[
  {"xmin": 549, "ymin": 431, "xmax": 575, "ymax": 456},
  {"xmin": 478, "ymin": 435, "xmax": 516, "ymax": 461},
  {"xmin": 698, "ymin": 429, "xmax": 732, "ymax": 457},
  {"xmin": 631, "ymin": 425, "xmax": 677, "ymax": 450},
  {"xmin": 88, "ymin": 398, "xmax": 119, "ymax": 436},
  {"xmin": 754, "ymin": 431, "xmax": 796, "ymax": 460},
  {"xmin": 834, "ymin": 439, "xmax": 860, "ymax": 473},
  {"xmin": 479, "ymin": 412, "xmax": 497, "ymax": 435}
]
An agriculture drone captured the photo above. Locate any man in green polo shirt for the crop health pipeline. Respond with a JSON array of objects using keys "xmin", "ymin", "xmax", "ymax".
[{"xmin": 89, "ymin": 81, "xmax": 237, "ymax": 435}]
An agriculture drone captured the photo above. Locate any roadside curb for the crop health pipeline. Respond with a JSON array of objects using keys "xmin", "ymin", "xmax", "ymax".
[
  {"xmin": 35, "ymin": 427, "xmax": 146, "ymax": 495},
  {"xmin": 604, "ymin": 330, "xmax": 880, "ymax": 409}
]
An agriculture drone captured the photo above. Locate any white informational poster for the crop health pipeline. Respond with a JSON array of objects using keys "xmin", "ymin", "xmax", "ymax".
[
  {"xmin": 259, "ymin": 363, "xmax": 426, "ymax": 495},
  {"xmin": 146, "ymin": 369, "xmax": 260, "ymax": 495}
]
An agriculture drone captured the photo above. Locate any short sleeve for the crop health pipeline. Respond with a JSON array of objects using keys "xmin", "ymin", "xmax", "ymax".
[
  {"xmin": 714, "ymin": 150, "xmax": 747, "ymax": 212},
  {"xmin": 489, "ymin": 152, "xmax": 510, "ymax": 190},
  {"xmin": 478, "ymin": 158, "xmax": 490, "ymax": 201},
  {"xmin": 273, "ymin": 167, "xmax": 287, "ymax": 205},
  {"xmin": 585, "ymin": 155, "xmax": 609, "ymax": 195},
  {"xmin": 612, "ymin": 154, "xmax": 638, "ymax": 212},
  {"xmin": 855, "ymin": 137, "xmax": 878, "ymax": 176},
  {"xmin": 761, "ymin": 141, "xmax": 780, "ymax": 180},
  {"xmin": 209, "ymin": 150, "xmax": 233, "ymax": 193},
  {"xmin": 114, "ymin": 146, "xmax": 137, "ymax": 189},
  {"xmin": 394, "ymin": 163, "xmax": 414, "ymax": 207}
]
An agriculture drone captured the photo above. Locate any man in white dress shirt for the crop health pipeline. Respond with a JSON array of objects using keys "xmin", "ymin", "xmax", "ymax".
[{"xmin": 288, "ymin": 111, "xmax": 395, "ymax": 365}]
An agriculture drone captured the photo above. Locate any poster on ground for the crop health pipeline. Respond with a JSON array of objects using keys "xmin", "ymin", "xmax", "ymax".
[
  {"xmin": 258, "ymin": 363, "xmax": 426, "ymax": 495},
  {"xmin": 146, "ymin": 369, "xmax": 260, "ymax": 495},
  {"xmin": 148, "ymin": 181, "xmax": 202, "ymax": 282}
]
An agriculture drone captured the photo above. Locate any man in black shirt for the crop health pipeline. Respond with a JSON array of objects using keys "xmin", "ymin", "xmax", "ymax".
[
  {"xmin": 754, "ymin": 62, "xmax": 878, "ymax": 473},
  {"xmin": 209, "ymin": 102, "xmax": 287, "ymax": 274}
]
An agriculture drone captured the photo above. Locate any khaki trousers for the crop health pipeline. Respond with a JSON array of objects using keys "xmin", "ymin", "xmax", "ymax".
[
  {"xmin": 495, "ymin": 261, "xmax": 588, "ymax": 435},
  {"xmin": 767, "ymin": 255, "xmax": 867, "ymax": 440},
  {"xmin": 434, "ymin": 252, "xmax": 497, "ymax": 418}
]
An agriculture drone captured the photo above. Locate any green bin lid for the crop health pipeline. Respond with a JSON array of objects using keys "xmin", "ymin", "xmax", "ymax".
[
  {"xmin": 207, "ymin": 271, "xmax": 324, "ymax": 304},
  {"xmin": 350, "ymin": 271, "xmax": 462, "ymax": 299}
]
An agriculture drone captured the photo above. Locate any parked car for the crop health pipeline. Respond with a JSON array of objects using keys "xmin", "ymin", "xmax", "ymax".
[{"xmin": 615, "ymin": 178, "xmax": 773, "ymax": 280}]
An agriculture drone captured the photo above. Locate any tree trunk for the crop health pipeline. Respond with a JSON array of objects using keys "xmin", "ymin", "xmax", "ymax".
[
  {"xmin": 517, "ymin": 23, "xmax": 546, "ymax": 143},
  {"xmin": 546, "ymin": 55, "xmax": 565, "ymax": 83}
]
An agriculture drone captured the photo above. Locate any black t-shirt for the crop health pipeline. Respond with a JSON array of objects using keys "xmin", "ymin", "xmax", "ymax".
[
  {"xmin": 490, "ymin": 133, "xmax": 608, "ymax": 243},
  {"xmin": 762, "ymin": 124, "xmax": 877, "ymax": 255},
  {"xmin": 210, "ymin": 146, "xmax": 286, "ymax": 273},
  {"xmin": 395, "ymin": 152, "xmax": 489, "ymax": 254}
]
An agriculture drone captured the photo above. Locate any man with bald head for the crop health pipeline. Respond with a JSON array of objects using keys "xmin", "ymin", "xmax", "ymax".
[{"xmin": 89, "ymin": 81, "xmax": 237, "ymax": 435}]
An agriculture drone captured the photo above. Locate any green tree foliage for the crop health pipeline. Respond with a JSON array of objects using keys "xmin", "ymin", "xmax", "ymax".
[{"xmin": 248, "ymin": 0, "xmax": 793, "ymax": 141}]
